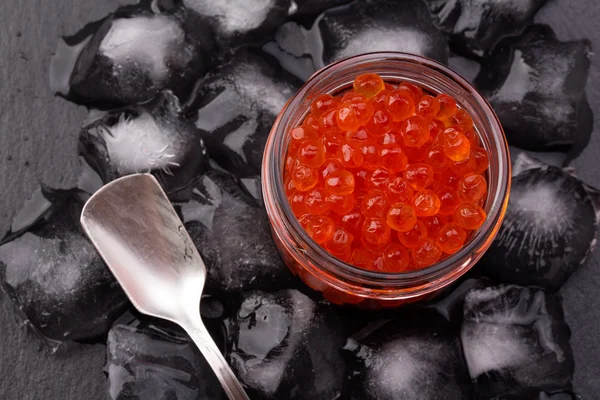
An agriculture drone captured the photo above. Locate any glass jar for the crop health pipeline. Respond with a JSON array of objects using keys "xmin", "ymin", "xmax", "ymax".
[{"xmin": 262, "ymin": 52, "xmax": 510, "ymax": 308}]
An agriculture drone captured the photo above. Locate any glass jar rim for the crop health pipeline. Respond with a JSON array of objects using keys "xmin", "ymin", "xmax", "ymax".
[{"xmin": 263, "ymin": 51, "xmax": 510, "ymax": 286}]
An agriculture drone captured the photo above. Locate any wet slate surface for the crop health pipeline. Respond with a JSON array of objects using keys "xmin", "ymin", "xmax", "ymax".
[{"xmin": 0, "ymin": 0, "xmax": 598, "ymax": 399}]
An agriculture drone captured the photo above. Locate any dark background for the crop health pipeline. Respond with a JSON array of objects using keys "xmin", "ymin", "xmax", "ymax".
[{"xmin": 0, "ymin": 0, "xmax": 598, "ymax": 399}]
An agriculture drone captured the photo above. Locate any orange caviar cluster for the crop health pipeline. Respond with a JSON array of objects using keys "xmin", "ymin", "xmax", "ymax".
[{"xmin": 284, "ymin": 73, "xmax": 489, "ymax": 273}]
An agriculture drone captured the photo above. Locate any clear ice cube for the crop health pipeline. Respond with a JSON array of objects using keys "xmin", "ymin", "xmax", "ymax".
[
  {"xmin": 187, "ymin": 51, "xmax": 299, "ymax": 181},
  {"xmin": 50, "ymin": 3, "xmax": 214, "ymax": 106},
  {"xmin": 106, "ymin": 317, "xmax": 225, "ymax": 400},
  {"xmin": 172, "ymin": 171, "xmax": 293, "ymax": 294},
  {"xmin": 478, "ymin": 153, "xmax": 600, "ymax": 291},
  {"xmin": 343, "ymin": 309, "xmax": 471, "ymax": 400},
  {"xmin": 227, "ymin": 289, "xmax": 348, "ymax": 399},
  {"xmin": 423, "ymin": 0, "xmax": 548, "ymax": 57},
  {"xmin": 79, "ymin": 91, "xmax": 208, "ymax": 195},
  {"xmin": 264, "ymin": 0, "xmax": 449, "ymax": 81},
  {"xmin": 0, "ymin": 189, "xmax": 127, "ymax": 347},
  {"xmin": 183, "ymin": 0, "xmax": 290, "ymax": 45},
  {"xmin": 461, "ymin": 285, "xmax": 574, "ymax": 399},
  {"xmin": 427, "ymin": 277, "xmax": 492, "ymax": 323},
  {"xmin": 474, "ymin": 25, "xmax": 593, "ymax": 155}
]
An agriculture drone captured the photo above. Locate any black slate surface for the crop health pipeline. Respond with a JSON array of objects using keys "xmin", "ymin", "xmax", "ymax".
[{"xmin": 0, "ymin": 0, "xmax": 598, "ymax": 399}]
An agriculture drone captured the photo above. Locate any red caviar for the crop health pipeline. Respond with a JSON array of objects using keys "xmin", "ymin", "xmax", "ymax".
[
  {"xmin": 325, "ymin": 227, "xmax": 353, "ymax": 257},
  {"xmin": 288, "ymin": 191, "xmax": 306, "ymax": 215},
  {"xmin": 386, "ymin": 176, "xmax": 414, "ymax": 204},
  {"xmin": 454, "ymin": 203, "xmax": 487, "ymax": 230},
  {"xmin": 412, "ymin": 190, "xmax": 441, "ymax": 217},
  {"xmin": 284, "ymin": 72, "xmax": 490, "ymax": 272},
  {"xmin": 442, "ymin": 127, "xmax": 471, "ymax": 162},
  {"xmin": 290, "ymin": 126, "xmax": 318, "ymax": 150},
  {"xmin": 412, "ymin": 239, "xmax": 442, "ymax": 268},
  {"xmin": 387, "ymin": 89, "xmax": 415, "ymax": 121},
  {"xmin": 399, "ymin": 82, "xmax": 423, "ymax": 101},
  {"xmin": 324, "ymin": 169, "xmax": 355, "ymax": 195},
  {"xmin": 379, "ymin": 146, "xmax": 408, "ymax": 173},
  {"xmin": 436, "ymin": 94, "xmax": 457, "ymax": 120},
  {"xmin": 361, "ymin": 190, "xmax": 389, "ymax": 218},
  {"xmin": 416, "ymin": 95, "xmax": 441, "ymax": 118},
  {"xmin": 297, "ymin": 139, "xmax": 326, "ymax": 167},
  {"xmin": 326, "ymin": 193, "xmax": 355, "ymax": 215},
  {"xmin": 398, "ymin": 220, "xmax": 428, "ymax": 248},
  {"xmin": 404, "ymin": 163, "xmax": 434, "ymax": 191},
  {"xmin": 382, "ymin": 244, "xmax": 411, "ymax": 271},
  {"xmin": 362, "ymin": 218, "xmax": 391, "ymax": 247},
  {"xmin": 387, "ymin": 203, "xmax": 417, "ymax": 232},
  {"xmin": 457, "ymin": 174, "xmax": 488, "ymax": 203},
  {"xmin": 353, "ymin": 73, "xmax": 385, "ymax": 99},
  {"xmin": 311, "ymin": 94, "xmax": 338, "ymax": 116},
  {"xmin": 437, "ymin": 222, "xmax": 467, "ymax": 254},
  {"xmin": 365, "ymin": 168, "xmax": 391, "ymax": 190},
  {"xmin": 303, "ymin": 215, "xmax": 335, "ymax": 243},
  {"xmin": 437, "ymin": 186, "xmax": 460, "ymax": 216},
  {"xmin": 304, "ymin": 187, "xmax": 329, "ymax": 215},
  {"xmin": 366, "ymin": 109, "xmax": 394, "ymax": 136}
]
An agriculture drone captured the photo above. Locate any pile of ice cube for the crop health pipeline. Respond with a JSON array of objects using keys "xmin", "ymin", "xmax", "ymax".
[{"xmin": 0, "ymin": 0, "xmax": 596, "ymax": 398}]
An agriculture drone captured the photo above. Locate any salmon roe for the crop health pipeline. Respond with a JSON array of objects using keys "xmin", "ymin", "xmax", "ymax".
[{"xmin": 284, "ymin": 73, "xmax": 490, "ymax": 272}]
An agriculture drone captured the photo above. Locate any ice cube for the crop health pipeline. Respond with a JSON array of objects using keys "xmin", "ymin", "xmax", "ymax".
[
  {"xmin": 423, "ymin": 0, "xmax": 548, "ymax": 57},
  {"xmin": 343, "ymin": 309, "xmax": 470, "ymax": 400},
  {"xmin": 448, "ymin": 54, "xmax": 480, "ymax": 83},
  {"xmin": 79, "ymin": 91, "xmax": 208, "ymax": 195},
  {"xmin": 478, "ymin": 153, "xmax": 600, "ymax": 291},
  {"xmin": 461, "ymin": 285, "xmax": 574, "ymax": 399},
  {"xmin": 262, "ymin": 22, "xmax": 318, "ymax": 81},
  {"xmin": 263, "ymin": 0, "xmax": 449, "ymax": 81},
  {"xmin": 227, "ymin": 289, "xmax": 348, "ymax": 400},
  {"xmin": 106, "ymin": 318, "xmax": 225, "ymax": 400},
  {"xmin": 0, "ymin": 189, "xmax": 127, "ymax": 348},
  {"xmin": 509, "ymin": 146, "xmax": 567, "ymax": 169},
  {"xmin": 474, "ymin": 25, "xmax": 592, "ymax": 155},
  {"xmin": 50, "ymin": 3, "xmax": 214, "ymax": 106},
  {"xmin": 172, "ymin": 170, "xmax": 293, "ymax": 294},
  {"xmin": 427, "ymin": 277, "xmax": 492, "ymax": 323},
  {"xmin": 183, "ymin": 0, "xmax": 290, "ymax": 44},
  {"xmin": 187, "ymin": 51, "xmax": 299, "ymax": 181}
]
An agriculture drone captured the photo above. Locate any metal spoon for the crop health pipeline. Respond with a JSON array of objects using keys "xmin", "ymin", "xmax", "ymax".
[{"xmin": 80, "ymin": 173, "xmax": 250, "ymax": 400}]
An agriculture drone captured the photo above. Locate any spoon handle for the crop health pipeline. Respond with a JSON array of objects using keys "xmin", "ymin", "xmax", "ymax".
[{"xmin": 184, "ymin": 323, "xmax": 251, "ymax": 400}]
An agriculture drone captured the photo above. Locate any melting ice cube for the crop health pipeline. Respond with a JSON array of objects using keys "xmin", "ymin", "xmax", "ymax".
[
  {"xmin": 423, "ymin": 0, "xmax": 548, "ymax": 57},
  {"xmin": 187, "ymin": 51, "xmax": 299, "ymax": 182},
  {"xmin": 461, "ymin": 285, "xmax": 574, "ymax": 398},
  {"xmin": 106, "ymin": 317, "xmax": 225, "ymax": 400},
  {"xmin": 227, "ymin": 289, "xmax": 348, "ymax": 400},
  {"xmin": 427, "ymin": 277, "xmax": 492, "ymax": 323},
  {"xmin": 264, "ymin": 0, "xmax": 449, "ymax": 81},
  {"xmin": 79, "ymin": 91, "xmax": 207, "ymax": 195},
  {"xmin": 183, "ymin": 0, "xmax": 290, "ymax": 45},
  {"xmin": 478, "ymin": 153, "xmax": 600, "ymax": 291},
  {"xmin": 343, "ymin": 308, "xmax": 471, "ymax": 400},
  {"xmin": 474, "ymin": 25, "xmax": 592, "ymax": 155},
  {"xmin": 0, "ymin": 189, "xmax": 127, "ymax": 348},
  {"xmin": 172, "ymin": 170, "xmax": 293, "ymax": 294},
  {"xmin": 50, "ymin": 4, "xmax": 214, "ymax": 106}
]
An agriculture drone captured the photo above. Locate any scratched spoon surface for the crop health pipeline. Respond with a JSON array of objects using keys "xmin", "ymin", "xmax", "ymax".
[{"xmin": 80, "ymin": 173, "xmax": 250, "ymax": 400}]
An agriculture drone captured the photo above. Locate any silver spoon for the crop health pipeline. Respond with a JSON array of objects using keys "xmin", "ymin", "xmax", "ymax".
[{"xmin": 80, "ymin": 173, "xmax": 250, "ymax": 400}]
